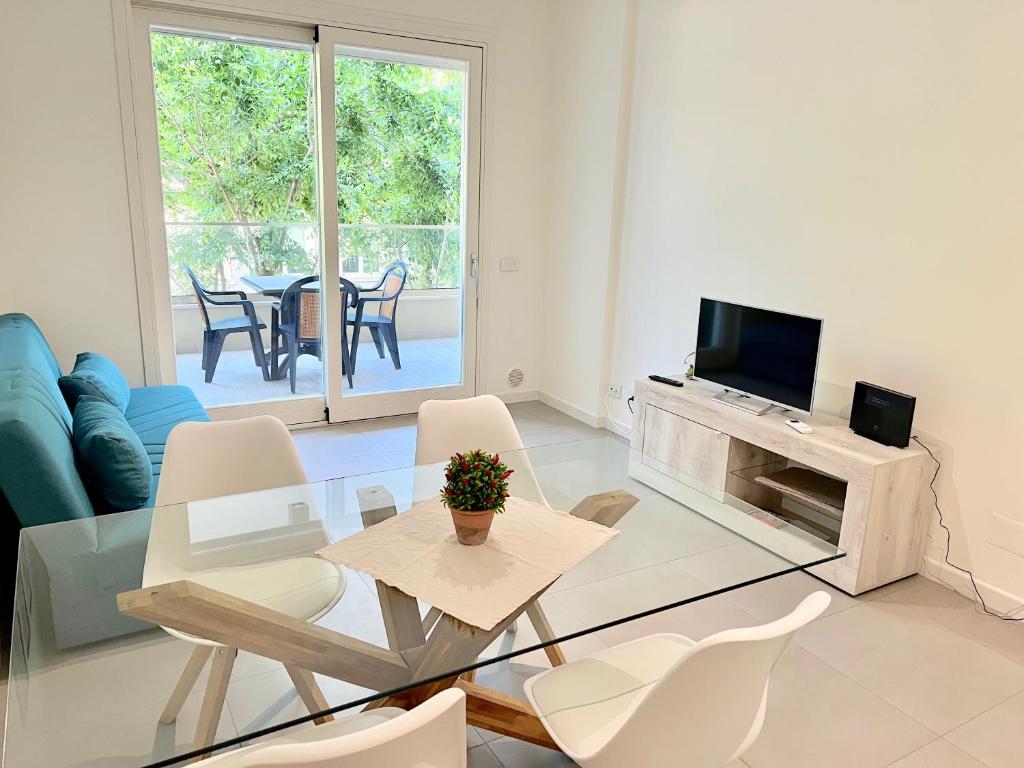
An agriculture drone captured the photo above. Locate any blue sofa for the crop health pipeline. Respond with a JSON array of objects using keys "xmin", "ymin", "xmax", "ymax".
[{"xmin": 0, "ymin": 313, "xmax": 208, "ymax": 647}]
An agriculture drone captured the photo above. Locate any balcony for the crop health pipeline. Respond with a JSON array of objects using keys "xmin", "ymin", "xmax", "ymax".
[{"xmin": 169, "ymin": 222, "xmax": 464, "ymax": 407}]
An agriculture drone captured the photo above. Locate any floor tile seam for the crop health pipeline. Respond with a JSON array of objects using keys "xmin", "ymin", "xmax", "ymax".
[
  {"xmin": 940, "ymin": 685, "xmax": 1024, "ymax": 740},
  {"xmin": 882, "ymin": 598, "xmax": 1024, "ymax": 671},
  {"xmin": 790, "ymin": 621, "xmax": 943, "ymax": 739}
]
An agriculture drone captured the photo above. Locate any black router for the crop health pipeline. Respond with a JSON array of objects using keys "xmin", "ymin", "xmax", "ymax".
[{"xmin": 849, "ymin": 381, "xmax": 916, "ymax": 448}]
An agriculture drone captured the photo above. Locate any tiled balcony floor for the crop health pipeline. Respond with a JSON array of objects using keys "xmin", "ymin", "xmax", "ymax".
[{"xmin": 175, "ymin": 336, "xmax": 462, "ymax": 408}]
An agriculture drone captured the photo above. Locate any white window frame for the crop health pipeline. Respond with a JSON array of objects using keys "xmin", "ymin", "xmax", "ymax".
[{"xmin": 113, "ymin": 0, "xmax": 490, "ymax": 425}]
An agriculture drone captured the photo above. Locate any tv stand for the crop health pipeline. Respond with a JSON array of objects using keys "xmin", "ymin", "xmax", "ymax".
[
  {"xmin": 713, "ymin": 389, "xmax": 775, "ymax": 416},
  {"xmin": 629, "ymin": 377, "xmax": 933, "ymax": 595}
]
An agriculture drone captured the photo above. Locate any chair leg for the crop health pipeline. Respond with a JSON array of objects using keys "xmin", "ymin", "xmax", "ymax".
[
  {"xmin": 193, "ymin": 646, "xmax": 236, "ymax": 756},
  {"xmin": 160, "ymin": 645, "xmax": 214, "ymax": 724},
  {"xmin": 383, "ymin": 324, "xmax": 401, "ymax": 370},
  {"xmin": 341, "ymin": 324, "xmax": 354, "ymax": 389},
  {"xmin": 349, "ymin": 322, "xmax": 362, "ymax": 372},
  {"xmin": 248, "ymin": 327, "xmax": 270, "ymax": 381},
  {"xmin": 368, "ymin": 326, "xmax": 386, "ymax": 359},
  {"xmin": 286, "ymin": 336, "xmax": 298, "ymax": 394},
  {"xmin": 200, "ymin": 332, "xmax": 210, "ymax": 371},
  {"xmin": 270, "ymin": 329, "xmax": 280, "ymax": 380},
  {"xmin": 205, "ymin": 334, "xmax": 226, "ymax": 383}
]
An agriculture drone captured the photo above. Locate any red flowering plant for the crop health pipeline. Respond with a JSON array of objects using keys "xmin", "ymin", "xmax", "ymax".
[{"xmin": 440, "ymin": 449, "xmax": 515, "ymax": 513}]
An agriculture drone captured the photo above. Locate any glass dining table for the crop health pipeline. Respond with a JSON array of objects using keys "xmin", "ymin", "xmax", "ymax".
[{"xmin": 5, "ymin": 437, "xmax": 843, "ymax": 768}]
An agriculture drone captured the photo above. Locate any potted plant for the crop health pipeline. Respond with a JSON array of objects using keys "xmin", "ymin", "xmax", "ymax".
[{"xmin": 440, "ymin": 449, "xmax": 514, "ymax": 545}]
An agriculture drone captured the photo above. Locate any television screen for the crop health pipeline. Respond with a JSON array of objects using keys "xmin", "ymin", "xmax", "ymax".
[{"xmin": 694, "ymin": 298, "xmax": 822, "ymax": 413}]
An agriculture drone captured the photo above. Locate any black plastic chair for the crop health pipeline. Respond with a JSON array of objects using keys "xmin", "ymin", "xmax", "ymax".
[
  {"xmin": 184, "ymin": 265, "xmax": 268, "ymax": 384},
  {"xmin": 272, "ymin": 277, "xmax": 360, "ymax": 392},
  {"xmin": 348, "ymin": 261, "xmax": 409, "ymax": 373}
]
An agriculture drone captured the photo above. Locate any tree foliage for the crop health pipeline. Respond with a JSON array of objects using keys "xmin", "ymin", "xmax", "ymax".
[{"xmin": 151, "ymin": 32, "xmax": 464, "ymax": 292}]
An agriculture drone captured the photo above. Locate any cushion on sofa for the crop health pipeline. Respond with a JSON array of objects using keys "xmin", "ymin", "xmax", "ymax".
[
  {"xmin": 0, "ymin": 315, "xmax": 95, "ymax": 527},
  {"xmin": 124, "ymin": 385, "xmax": 210, "ymax": 503},
  {"xmin": 58, "ymin": 352, "xmax": 131, "ymax": 413},
  {"xmin": 72, "ymin": 396, "xmax": 153, "ymax": 512}
]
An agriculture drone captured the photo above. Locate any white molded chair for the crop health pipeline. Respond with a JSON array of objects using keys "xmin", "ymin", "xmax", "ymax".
[
  {"xmin": 155, "ymin": 415, "xmax": 310, "ymax": 506},
  {"xmin": 200, "ymin": 688, "xmax": 467, "ymax": 768},
  {"xmin": 415, "ymin": 394, "xmax": 548, "ymax": 507},
  {"xmin": 149, "ymin": 416, "xmax": 346, "ymax": 751},
  {"xmin": 415, "ymin": 395, "xmax": 555, "ymax": 645},
  {"xmin": 523, "ymin": 591, "xmax": 831, "ymax": 768}
]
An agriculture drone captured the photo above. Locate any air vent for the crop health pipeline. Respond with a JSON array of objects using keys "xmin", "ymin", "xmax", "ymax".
[{"xmin": 506, "ymin": 368, "xmax": 525, "ymax": 388}]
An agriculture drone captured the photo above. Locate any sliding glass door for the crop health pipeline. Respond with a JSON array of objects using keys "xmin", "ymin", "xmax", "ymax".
[
  {"xmin": 133, "ymin": 12, "xmax": 481, "ymax": 424},
  {"xmin": 318, "ymin": 27, "xmax": 482, "ymax": 423}
]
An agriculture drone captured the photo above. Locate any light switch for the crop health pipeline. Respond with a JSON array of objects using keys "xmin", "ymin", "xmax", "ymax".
[{"xmin": 499, "ymin": 257, "xmax": 520, "ymax": 272}]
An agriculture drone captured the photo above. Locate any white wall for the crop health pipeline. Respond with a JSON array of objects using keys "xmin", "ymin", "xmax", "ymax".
[
  {"xmin": 7, "ymin": 0, "xmax": 1023, "ymax": 604},
  {"xmin": 599, "ymin": 0, "xmax": 1024, "ymax": 602},
  {"xmin": 0, "ymin": 0, "xmax": 551, "ymax": 399},
  {"xmin": 0, "ymin": 0, "xmax": 146, "ymax": 382},
  {"xmin": 539, "ymin": 0, "xmax": 632, "ymax": 419}
]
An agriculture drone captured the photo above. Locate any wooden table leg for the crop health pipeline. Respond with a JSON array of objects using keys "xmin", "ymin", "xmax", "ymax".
[
  {"xmin": 192, "ymin": 646, "xmax": 236, "ymax": 759},
  {"xmin": 286, "ymin": 665, "xmax": 334, "ymax": 725},
  {"xmin": 363, "ymin": 677, "xmax": 560, "ymax": 752},
  {"xmin": 457, "ymin": 680, "xmax": 559, "ymax": 751},
  {"xmin": 525, "ymin": 603, "xmax": 567, "ymax": 667},
  {"xmin": 161, "ymin": 645, "xmax": 213, "ymax": 724}
]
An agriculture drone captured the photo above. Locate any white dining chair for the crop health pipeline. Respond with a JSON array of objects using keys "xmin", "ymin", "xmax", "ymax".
[
  {"xmin": 199, "ymin": 688, "xmax": 467, "ymax": 768},
  {"xmin": 414, "ymin": 395, "xmax": 554, "ymax": 653},
  {"xmin": 155, "ymin": 415, "xmax": 310, "ymax": 506},
  {"xmin": 523, "ymin": 591, "xmax": 832, "ymax": 768},
  {"xmin": 415, "ymin": 394, "xmax": 548, "ymax": 506},
  {"xmin": 150, "ymin": 416, "xmax": 346, "ymax": 752}
]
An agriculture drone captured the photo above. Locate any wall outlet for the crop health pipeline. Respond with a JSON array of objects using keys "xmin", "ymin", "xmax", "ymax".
[
  {"xmin": 499, "ymin": 257, "xmax": 520, "ymax": 272},
  {"xmin": 608, "ymin": 383, "xmax": 622, "ymax": 399}
]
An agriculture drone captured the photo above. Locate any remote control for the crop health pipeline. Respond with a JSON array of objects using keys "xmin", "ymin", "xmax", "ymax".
[
  {"xmin": 649, "ymin": 375, "xmax": 685, "ymax": 387},
  {"xmin": 786, "ymin": 419, "xmax": 814, "ymax": 434}
]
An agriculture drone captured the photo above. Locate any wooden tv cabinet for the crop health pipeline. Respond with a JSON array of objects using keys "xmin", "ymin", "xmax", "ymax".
[{"xmin": 628, "ymin": 378, "xmax": 934, "ymax": 594}]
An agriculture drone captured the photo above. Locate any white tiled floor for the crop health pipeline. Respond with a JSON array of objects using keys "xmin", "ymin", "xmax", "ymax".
[
  {"xmin": 7, "ymin": 401, "xmax": 1024, "ymax": 767},
  {"xmin": 292, "ymin": 402, "xmax": 1024, "ymax": 768}
]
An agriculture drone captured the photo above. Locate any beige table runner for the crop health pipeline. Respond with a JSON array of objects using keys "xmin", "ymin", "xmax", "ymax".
[{"xmin": 316, "ymin": 496, "xmax": 618, "ymax": 630}]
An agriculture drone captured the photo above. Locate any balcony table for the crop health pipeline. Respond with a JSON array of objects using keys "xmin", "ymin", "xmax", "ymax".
[
  {"xmin": 5, "ymin": 437, "xmax": 843, "ymax": 768},
  {"xmin": 240, "ymin": 274, "xmax": 317, "ymax": 299}
]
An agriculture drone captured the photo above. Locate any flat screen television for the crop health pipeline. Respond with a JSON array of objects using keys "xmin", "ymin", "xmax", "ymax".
[{"xmin": 694, "ymin": 298, "xmax": 823, "ymax": 413}]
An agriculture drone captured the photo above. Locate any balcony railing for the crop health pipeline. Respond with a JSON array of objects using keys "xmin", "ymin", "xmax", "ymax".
[{"xmin": 166, "ymin": 222, "xmax": 462, "ymax": 298}]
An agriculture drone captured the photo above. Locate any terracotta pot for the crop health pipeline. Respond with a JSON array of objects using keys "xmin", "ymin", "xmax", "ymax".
[{"xmin": 450, "ymin": 507, "xmax": 496, "ymax": 546}]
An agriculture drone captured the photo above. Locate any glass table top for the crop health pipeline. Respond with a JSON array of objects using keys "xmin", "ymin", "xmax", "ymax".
[{"xmin": 5, "ymin": 437, "xmax": 843, "ymax": 767}]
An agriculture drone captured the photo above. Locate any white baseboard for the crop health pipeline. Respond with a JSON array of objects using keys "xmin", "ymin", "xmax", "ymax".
[
  {"xmin": 921, "ymin": 554, "xmax": 1024, "ymax": 618},
  {"xmin": 538, "ymin": 391, "xmax": 604, "ymax": 428},
  {"xmin": 604, "ymin": 415, "xmax": 632, "ymax": 439},
  {"xmin": 493, "ymin": 388, "xmax": 539, "ymax": 405}
]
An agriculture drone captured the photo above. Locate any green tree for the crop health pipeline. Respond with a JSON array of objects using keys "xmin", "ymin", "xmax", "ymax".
[{"xmin": 151, "ymin": 32, "xmax": 464, "ymax": 293}]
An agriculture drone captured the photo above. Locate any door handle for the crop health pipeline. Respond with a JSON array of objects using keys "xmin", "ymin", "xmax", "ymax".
[{"xmin": 470, "ymin": 252, "xmax": 479, "ymax": 279}]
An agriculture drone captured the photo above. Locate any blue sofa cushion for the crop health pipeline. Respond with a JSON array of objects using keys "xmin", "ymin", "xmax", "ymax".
[
  {"xmin": 0, "ymin": 315, "xmax": 95, "ymax": 527},
  {"xmin": 124, "ymin": 385, "xmax": 210, "ymax": 504},
  {"xmin": 58, "ymin": 352, "xmax": 131, "ymax": 413},
  {"xmin": 73, "ymin": 396, "xmax": 153, "ymax": 512}
]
